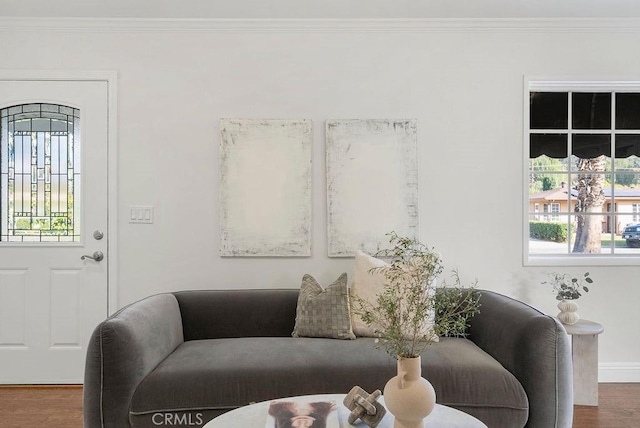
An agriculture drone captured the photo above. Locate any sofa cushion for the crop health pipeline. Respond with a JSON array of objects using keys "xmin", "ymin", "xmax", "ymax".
[
  {"xmin": 129, "ymin": 337, "xmax": 528, "ymax": 428},
  {"xmin": 292, "ymin": 273, "xmax": 355, "ymax": 340},
  {"xmin": 349, "ymin": 251, "xmax": 438, "ymax": 342},
  {"xmin": 350, "ymin": 250, "xmax": 388, "ymax": 337}
]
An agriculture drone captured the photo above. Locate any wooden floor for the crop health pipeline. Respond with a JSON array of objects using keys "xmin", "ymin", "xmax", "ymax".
[
  {"xmin": 0, "ymin": 383, "xmax": 638, "ymax": 427},
  {"xmin": 573, "ymin": 383, "xmax": 640, "ymax": 428},
  {"xmin": 0, "ymin": 385, "xmax": 83, "ymax": 427}
]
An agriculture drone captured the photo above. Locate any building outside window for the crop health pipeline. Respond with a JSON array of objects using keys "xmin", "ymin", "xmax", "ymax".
[{"xmin": 550, "ymin": 203, "xmax": 560, "ymax": 222}]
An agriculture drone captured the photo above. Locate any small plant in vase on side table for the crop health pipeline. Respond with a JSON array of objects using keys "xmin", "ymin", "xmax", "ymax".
[{"xmin": 542, "ymin": 272, "xmax": 594, "ymax": 325}]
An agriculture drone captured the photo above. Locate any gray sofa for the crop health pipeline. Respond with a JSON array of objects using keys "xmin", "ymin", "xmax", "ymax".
[{"xmin": 83, "ymin": 289, "xmax": 573, "ymax": 428}]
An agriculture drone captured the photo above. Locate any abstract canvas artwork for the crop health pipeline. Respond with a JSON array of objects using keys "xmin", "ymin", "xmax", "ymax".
[
  {"xmin": 326, "ymin": 119, "xmax": 418, "ymax": 257},
  {"xmin": 219, "ymin": 119, "xmax": 312, "ymax": 256}
]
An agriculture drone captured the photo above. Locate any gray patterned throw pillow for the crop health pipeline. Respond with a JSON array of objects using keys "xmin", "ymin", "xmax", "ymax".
[{"xmin": 292, "ymin": 273, "xmax": 356, "ymax": 340}]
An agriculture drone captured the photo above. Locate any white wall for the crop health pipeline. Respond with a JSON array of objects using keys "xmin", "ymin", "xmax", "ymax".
[
  {"xmin": 2, "ymin": 0, "xmax": 640, "ymax": 18},
  {"xmin": 1, "ymin": 18, "xmax": 639, "ymax": 380}
]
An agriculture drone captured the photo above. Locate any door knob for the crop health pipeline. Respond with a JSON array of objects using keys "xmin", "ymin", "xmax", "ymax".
[{"xmin": 81, "ymin": 251, "xmax": 104, "ymax": 262}]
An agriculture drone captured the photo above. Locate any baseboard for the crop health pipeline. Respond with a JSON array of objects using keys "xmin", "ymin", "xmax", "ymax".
[
  {"xmin": 599, "ymin": 363, "xmax": 640, "ymax": 382},
  {"xmin": 0, "ymin": 379, "xmax": 83, "ymax": 385}
]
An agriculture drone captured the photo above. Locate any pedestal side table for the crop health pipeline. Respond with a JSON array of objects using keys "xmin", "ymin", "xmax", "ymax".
[{"xmin": 563, "ymin": 319, "xmax": 604, "ymax": 406}]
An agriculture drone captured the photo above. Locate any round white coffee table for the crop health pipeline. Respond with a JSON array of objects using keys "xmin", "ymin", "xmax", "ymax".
[{"xmin": 204, "ymin": 393, "xmax": 487, "ymax": 427}]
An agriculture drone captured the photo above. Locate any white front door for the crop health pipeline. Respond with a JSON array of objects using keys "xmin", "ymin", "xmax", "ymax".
[{"xmin": 0, "ymin": 80, "xmax": 109, "ymax": 383}]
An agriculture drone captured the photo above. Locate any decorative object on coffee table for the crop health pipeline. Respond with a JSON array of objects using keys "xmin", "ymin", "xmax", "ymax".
[
  {"xmin": 351, "ymin": 232, "xmax": 481, "ymax": 428},
  {"xmin": 541, "ymin": 272, "xmax": 594, "ymax": 325},
  {"xmin": 343, "ymin": 386, "xmax": 386, "ymax": 428}
]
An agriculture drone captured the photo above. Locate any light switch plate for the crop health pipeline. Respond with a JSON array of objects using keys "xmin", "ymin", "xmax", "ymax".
[{"xmin": 129, "ymin": 205, "xmax": 154, "ymax": 224}]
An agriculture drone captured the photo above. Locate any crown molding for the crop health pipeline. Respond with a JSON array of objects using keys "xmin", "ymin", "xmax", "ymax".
[{"xmin": 2, "ymin": 17, "xmax": 640, "ymax": 33}]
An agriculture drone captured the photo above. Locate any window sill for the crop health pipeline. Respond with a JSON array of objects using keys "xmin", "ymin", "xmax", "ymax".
[{"xmin": 526, "ymin": 254, "xmax": 640, "ymax": 266}]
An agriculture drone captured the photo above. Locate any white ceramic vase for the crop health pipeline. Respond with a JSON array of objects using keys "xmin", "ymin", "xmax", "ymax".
[
  {"xmin": 383, "ymin": 356, "xmax": 436, "ymax": 428},
  {"xmin": 557, "ymin": 299, "xmax": 580, "ymax": 325}
]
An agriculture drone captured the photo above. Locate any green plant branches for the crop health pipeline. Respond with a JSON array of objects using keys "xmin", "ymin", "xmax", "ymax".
[
  {"xmin": 435, "ymin": 271, "xmax": 481, "ymax": 339},
  {"xmin": 352, "ymin": 232, "xmax": 481, "ymax": 359},
  {"xmin": 542, "ymin": 271, "xmax": 594, "ymax": 301}
]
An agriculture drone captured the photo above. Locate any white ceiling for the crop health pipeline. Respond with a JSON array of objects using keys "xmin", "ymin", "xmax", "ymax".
[{"xmin": 1, "ymin": 0, "xmax": 640, "ymax": 19}]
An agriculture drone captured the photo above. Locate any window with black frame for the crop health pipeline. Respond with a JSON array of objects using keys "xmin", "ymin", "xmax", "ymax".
[{"xmin": 527, "ymin": 85, "xmax": 640, "ymax": 260}]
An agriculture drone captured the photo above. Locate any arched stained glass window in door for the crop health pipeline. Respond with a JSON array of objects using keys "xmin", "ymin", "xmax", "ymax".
[{"xmin": 0, "ymin": 103, "xmax": 80, "ymax": 242}]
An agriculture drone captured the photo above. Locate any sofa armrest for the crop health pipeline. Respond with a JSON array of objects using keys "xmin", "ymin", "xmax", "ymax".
[
  {"xmin": 83, "ymin": 293, "xmax": 184, "ymax": 428},
  {"xmin": 467, "ymin": 290, "xmax": 573, "ymax": 428}
]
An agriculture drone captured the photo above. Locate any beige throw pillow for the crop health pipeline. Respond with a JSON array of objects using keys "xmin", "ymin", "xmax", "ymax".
[
  {"xmin": 350, "ymin": 250, "xmax": 439, "ymax": 342},
  {"xmin": 292, "ymin": 273, "xmax": 356, "ymax": 340},
  {"xmin": 350, "ymin": 250, "xmax": 388, "ymax": 337}
]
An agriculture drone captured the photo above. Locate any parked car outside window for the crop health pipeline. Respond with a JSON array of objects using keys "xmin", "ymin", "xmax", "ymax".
[{"xmin": 622, "ymin": 224, "xmax": 640, "ymax": 248}]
